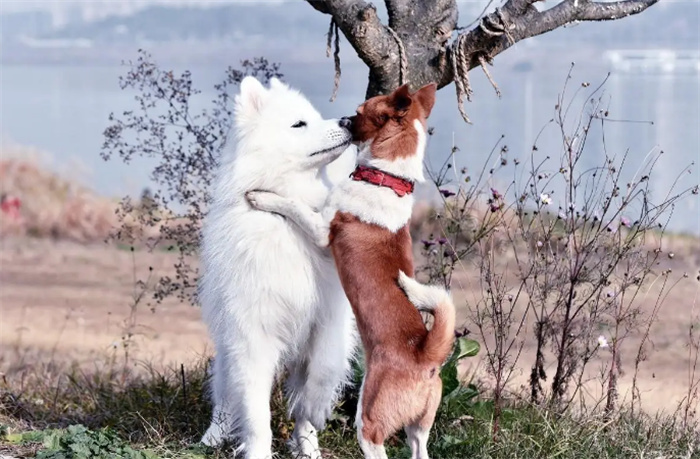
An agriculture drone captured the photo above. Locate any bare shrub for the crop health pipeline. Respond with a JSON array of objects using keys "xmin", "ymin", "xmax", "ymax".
[
  {"xmin": 681, "ymin": 296, "xmax": 700, "ymax": 429},
  {"xmin": 419, "ymin": 66, "xmax": 698, "ymax": 435},
  {"xmin": 101, "ymin": 50, "xmax": 282, "ymax": 305}
]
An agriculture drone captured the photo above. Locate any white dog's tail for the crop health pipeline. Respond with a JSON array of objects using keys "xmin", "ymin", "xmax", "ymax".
[{"xmin": 398, "ymin": 271, "xmax": 456, "ymax": 365}]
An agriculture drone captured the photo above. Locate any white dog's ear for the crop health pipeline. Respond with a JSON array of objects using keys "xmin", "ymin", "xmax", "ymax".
[
  {"xmin": 235, "ymin": 76, "xmax": 268, "ymax": 119},
  {"xmin": 269, "ymin": 77, "xmax": 287, "ymax": 91}
]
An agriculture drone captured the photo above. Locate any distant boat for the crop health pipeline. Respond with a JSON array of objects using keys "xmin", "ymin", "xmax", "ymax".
[
  {"xmin": 18, "ymin": 35, "xmax": 93, "ymax": 49},
  {"xmin": 604, "ymin": 49, "xmax": 700, "ymax": 74}
]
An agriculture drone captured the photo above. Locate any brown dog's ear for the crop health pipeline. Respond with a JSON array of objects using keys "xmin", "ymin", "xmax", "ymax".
[
  {"xmin": 413, "ymin": 83, "xmax": 437, "ymax": 118},
  {"xmin": 390, "ymin": 84, "xmax": 413, "ymax": 116}
]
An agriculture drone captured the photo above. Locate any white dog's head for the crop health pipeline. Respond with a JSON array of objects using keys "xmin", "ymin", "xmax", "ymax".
[{"xmin": 234, "ymin": 76, "xmax": 352, "ymax": 171}]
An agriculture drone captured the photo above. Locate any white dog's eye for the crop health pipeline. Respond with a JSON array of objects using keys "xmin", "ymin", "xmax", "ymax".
[{"xmin": 291, "ymin": 121, "xmax": 307, "ymax": 128}]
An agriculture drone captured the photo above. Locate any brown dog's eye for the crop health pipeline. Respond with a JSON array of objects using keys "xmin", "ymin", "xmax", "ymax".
[{"xmin": 379, "ymin": 114, "xmax": 389, "ymax": 124}]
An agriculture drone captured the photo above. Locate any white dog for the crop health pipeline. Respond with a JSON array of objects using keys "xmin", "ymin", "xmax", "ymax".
[{"xmin": 199, "ymin": 76, "xmax": 357, "ymax": 459}]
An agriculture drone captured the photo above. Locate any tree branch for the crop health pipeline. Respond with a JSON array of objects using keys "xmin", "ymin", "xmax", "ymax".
[
  {"xmin": 306, "ymin": 0, "xmax": 332, "ymax": 15},
  {"xmin": 527, "ymin": 0, "xmax": 659, "ymax": 36},
  {"xmin": 306, "ymin": 0, "xmax": 658, "ymax": 104},
  {"xmin": 305, "ymin": 0, "xmax": 397, "ymax": 94},
  {"xmin": 578, "ymin": 0, "xmax": 658, "ymax": 21},
  {"xmin": 442, "ymin": 0, "xmax": 659, "ymax": 89}
]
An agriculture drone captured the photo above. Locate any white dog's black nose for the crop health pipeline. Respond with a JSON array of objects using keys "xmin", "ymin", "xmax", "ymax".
[{"xmin": 339, "ymin": 117, "xmax": 352, "ymax": 129}]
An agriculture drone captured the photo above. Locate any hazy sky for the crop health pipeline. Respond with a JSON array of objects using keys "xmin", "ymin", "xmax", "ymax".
[
  {"xmin": 1, "ymin": 0, "xmax": 692, "ymax": 18},
  {"xmin": 1, "ymin": 0, "xmax": 312, "ymax": 13}
]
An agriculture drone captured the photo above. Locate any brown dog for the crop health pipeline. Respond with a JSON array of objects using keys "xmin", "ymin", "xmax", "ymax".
[{"xmin": 247, "ymin": 83, "xmax": 455, "ymax": 459}]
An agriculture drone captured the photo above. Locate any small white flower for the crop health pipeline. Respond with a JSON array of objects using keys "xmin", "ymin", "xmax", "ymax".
[
  {"xmin": 597, "ymin": 335, "xmax": 609, "ymax": 349},
  {"xmin": 536, "ymin": 240, "xmax": 543, "ymax": 248},
  {"xmin": 540, "ymin": 193, "xmax": 552, "ymax": 205}
]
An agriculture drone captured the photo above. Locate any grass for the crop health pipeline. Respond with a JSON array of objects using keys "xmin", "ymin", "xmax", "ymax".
[{"xmin": 1, "ymin": 356, "xmax": 698, "ymax": 459}]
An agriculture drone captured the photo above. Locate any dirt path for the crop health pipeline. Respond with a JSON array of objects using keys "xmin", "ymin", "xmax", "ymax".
[{"xmin": 0, "ymin": 238, "xmax": 211, "ymax": 369}]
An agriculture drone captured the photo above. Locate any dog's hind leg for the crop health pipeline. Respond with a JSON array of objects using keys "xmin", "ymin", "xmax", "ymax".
[
  {"xmin": 287, "ymin": 290, "xmax": 357, "ymax": 458},
  {"xmin": 205, "ymin": 332, "xmax": 281, "ymax": 459},
  {"xmin": 355, "ymin": 375, "xmax": 389, "ymax": 459},
  {"xmin": 405, "ymin": 379, "xmax": 442, "ymax": 459},
  {"xmin": 405, "ymin": 424, "xmax": 431, "ymax": 459},
  {"xmin": 201, "ymin": 354, "xmax": 234, "ymax": 447},
  {"xmin": 287, "ymin": 417, "xmax": 321, "ymax": 459}
]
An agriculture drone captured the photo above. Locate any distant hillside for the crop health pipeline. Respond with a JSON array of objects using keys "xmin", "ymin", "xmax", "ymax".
[{"xmin": 2, "ymin": 3, "xmax": 331, "ymax": 49}]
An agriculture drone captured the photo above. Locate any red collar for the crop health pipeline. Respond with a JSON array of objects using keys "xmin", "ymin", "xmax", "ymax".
[{"xmin": 349, "ymin": 165, "xmax": 414, "ymax": 197}]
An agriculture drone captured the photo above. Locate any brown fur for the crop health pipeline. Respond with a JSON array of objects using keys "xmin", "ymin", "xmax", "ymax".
[
  {"xmin": 329, "ymin": 213, "xmax": 446, "ymax": 444},
  {"xmin": 350, "ymin": 84, "xmax": 435, "ymax": 161},
  {"xmin": 330, "ymin": 84, "xmax": 455, "ymax": 451}
]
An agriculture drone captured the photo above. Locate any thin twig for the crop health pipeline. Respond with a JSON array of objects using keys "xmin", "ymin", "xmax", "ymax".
[{"xmin": 181, "ymin": 363, "xmax": 187, "ymax": 405}]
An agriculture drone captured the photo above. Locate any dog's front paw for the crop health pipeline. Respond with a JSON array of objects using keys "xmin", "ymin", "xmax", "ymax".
[
  {"xmin": 245, "ymin": 190, "xmax": 264, "ymax": 209},
  {"xmin": 245, "ymin": 190, "xmax": 283, "ymax": 214}
]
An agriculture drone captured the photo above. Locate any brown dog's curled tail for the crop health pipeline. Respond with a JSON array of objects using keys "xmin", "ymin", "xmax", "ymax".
[{"xmin": 398, "ymin": 271, "xmax": 456, "ymax": 365}]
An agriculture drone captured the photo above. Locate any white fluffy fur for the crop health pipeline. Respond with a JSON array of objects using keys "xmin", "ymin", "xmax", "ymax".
[
  {"xmin": 199, "ymin": 76, "xmax": 357, "ymax": 459},
  {"xmin": 397, "ymin": 271, "xmax": 451, "ymax": 313}
]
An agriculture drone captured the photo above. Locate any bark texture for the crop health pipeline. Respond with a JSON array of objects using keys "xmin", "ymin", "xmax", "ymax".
[{"xmin": 306, "ymin": 0, "xmax": 658, "ymax": 103}]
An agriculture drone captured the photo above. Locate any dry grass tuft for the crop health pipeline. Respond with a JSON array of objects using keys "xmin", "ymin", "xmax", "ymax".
[{"xmin": 0, "ymin": 147, "xmax": 118, "ymax": 243}]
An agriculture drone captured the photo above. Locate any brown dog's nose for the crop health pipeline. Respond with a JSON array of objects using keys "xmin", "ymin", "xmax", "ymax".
[{"xmin": 339, "ymin": 117, "xmax": 352, "ymax": 130}]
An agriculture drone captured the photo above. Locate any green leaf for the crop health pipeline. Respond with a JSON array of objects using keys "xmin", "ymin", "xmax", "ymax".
[
  {"xmin": 69, "ymin": 442, "xmax": 92, "ymax": 458},
  {"xmin": 440, "ymin": 434, "xmax": 467, "ymax": 446},
  {"xmin": 441, "ymin": 339, "xmax": 481, "ymax": 398},
  {"xmin": 462, "ymin": 383, "xmax": 480, "ymax": 402},
  {"xmin": 5, "ymin": 432, "xmax": 27, "ymax": 444},
  {"xmin": 7, "ymin": 429, "xmax": 53, "ymax": 444},
  {"xmin": 441, "ymin": 360, "xmax": 460, "ymax": 397},
  {"xmin": 42, "ymin": 430, "xmax": 63, "ymax": 450},
  {"xmin": 454, "ymin": 337, "xmax": 480, "ymax": 360}
]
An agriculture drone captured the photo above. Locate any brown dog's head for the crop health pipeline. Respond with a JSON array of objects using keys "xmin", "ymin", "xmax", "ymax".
[{"xmin": 348, "ymin": 83, "xmax": 437, "ymax": 161}]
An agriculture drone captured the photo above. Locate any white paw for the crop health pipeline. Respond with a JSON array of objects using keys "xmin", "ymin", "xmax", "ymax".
[
  {"xmin": 244, "ymin": 190, "xmax": 264, "ymax": 209},
  {"xmin": 245, "ymin": 190, "xmax": 281, "ymax": 213},
  {"xmin": 289, "ymin": 419, "xmax": 322, "ymax": 459},
  {"xmin": 288, "ymin": 439, "xmax": 322, "ymax": 459},
  {"xmin": 315, "ymin": 234, "xmax": 330, "ymax": 248},
  {"xmin": 200, "ymin": 423, "xmax": 227, "ymax": 447}
]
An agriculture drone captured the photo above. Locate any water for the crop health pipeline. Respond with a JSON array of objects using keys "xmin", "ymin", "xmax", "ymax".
[{"xmin": 1, "ymin": 53, "xmax": 698, "ymax": 235}]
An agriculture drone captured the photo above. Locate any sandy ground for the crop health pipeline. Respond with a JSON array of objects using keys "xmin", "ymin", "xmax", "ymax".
[
  {"xmin": 0, "ymin": 238, "xmax": 211, "ymax": 369},
  {"xmin": 1, "ymin": 236, "xmax": 699, "ymax": 416}
]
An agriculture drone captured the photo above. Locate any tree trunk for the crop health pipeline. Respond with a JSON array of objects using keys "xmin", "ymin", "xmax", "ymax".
[{"xmin": 306, "ymin": 0, "xmax": 658, "ymax": 101}]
